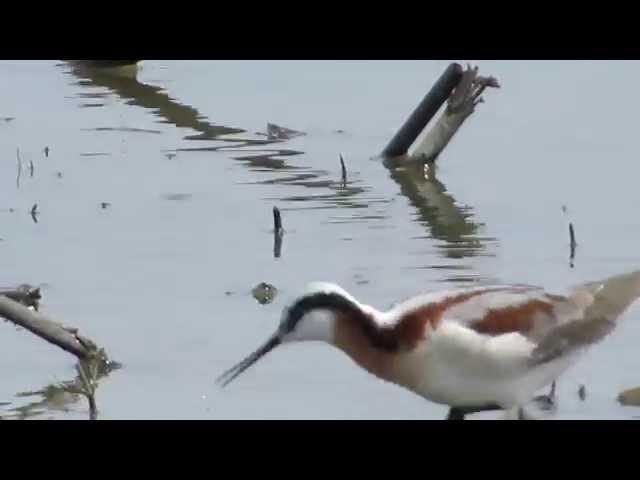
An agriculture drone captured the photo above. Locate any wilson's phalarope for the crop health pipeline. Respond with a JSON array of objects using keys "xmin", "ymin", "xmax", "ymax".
[{"xmin": 218, "ymin": 270, "xmax": 640, "ymax": 419}]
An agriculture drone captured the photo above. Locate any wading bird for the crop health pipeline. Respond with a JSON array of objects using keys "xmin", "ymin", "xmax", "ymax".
[{"xmin": 217, "ymin": 270, "xmax": 640, "ymax": 419}]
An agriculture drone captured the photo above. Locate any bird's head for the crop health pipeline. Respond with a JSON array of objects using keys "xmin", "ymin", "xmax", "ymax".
[{"xmin": 216, "ymin": 282, "xmax": 364, "ymax": 387}]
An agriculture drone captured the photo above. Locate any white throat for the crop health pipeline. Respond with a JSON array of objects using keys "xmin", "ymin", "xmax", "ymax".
[{"xmin": 283, "ymin": 309, "xmax": 337, "ymax": 344}]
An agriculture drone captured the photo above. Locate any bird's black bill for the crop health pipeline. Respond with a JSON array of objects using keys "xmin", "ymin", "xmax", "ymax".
[{"xmin": 216, "ymin": 335, "xmax": 281, "ymax": 387}]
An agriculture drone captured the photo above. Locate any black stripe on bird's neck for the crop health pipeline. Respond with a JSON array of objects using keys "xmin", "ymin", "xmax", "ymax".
[{"xmin": 283, "ymin": 292, "xmax": 400, "ymax": 352}]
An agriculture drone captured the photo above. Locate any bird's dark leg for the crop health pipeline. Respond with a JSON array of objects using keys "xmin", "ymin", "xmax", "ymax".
[
  {"xmin": 445, "ymin": 404, "xmax": 503, "ymax": 420},
  {"xmin": 446, "ymin": 407, "xmax": 466, "ymax": 420}
]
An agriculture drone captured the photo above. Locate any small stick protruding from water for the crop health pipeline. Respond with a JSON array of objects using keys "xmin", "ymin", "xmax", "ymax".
[
  {"xmin": 569, "ymin": 223, "xmax": 577, "ymax": 256},
  {"xmin": 76, "ymin": 361, "xmax": 99, "ymax": 420},
  {"xmin": 16, "ymin": 149, "xmax": 22, "ymax": 188},
  {"xmin": 273, "ymin": 206, "xmax": 283, "ymax": 234},
  {"xmin": 30, "ymin": 204, "xmax": 38, "ymax": 224},
  {"xmin": 273, "ymin": 206, "xmax": 284, "ymax": 258},
  {"xmin": 44, "ymin": 146, "xmax": 49, "ymax": 158},
  {"xmin": 340, "ymin": 154, "xmax": 347, "ymax": 187},
  {"xmin": 578, "ymin": 384, "xmax": 586, "ymax": 401},
  {"xmin": 29, "ymin": 160, "xmax": 34, "ymax": 178},
  {"xmin": 562, "ymin": 205, "xmax": 577, "ymax": 268}
]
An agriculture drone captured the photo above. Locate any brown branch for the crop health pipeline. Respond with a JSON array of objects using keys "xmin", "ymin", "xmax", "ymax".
[
  {"xmin": 0, "ymin": 295, "xmax": 95, "ymax": 359},
  {"xmin": 0, "ymin": 285, "xmax": 41, "ymax": 310}
]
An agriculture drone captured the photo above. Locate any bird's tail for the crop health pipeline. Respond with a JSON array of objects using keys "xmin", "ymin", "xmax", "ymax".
[
  {"xmin": 531, "ymin": 270, "xmax": 640, "ymax": 365},
  {"xmin": 573, "ymin": 269, "xmax": 640, "ymax": 322}
]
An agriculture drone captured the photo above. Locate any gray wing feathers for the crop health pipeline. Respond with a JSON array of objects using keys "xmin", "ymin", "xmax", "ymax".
[{"xmin": 530, "ymin": 270, "xmax": 640, "ymax": 365}]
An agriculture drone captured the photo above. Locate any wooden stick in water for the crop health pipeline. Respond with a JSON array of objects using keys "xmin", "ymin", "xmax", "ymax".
[
  {"xmin": 340, "ymin": 154, "xmax": 347, "ymax": 187},
  {"xmin": 382, "ymin": 63, "xmax": 463, "ymax": 158},
  {"xmin": 273, "ymin": 206, "xmax": 284, "ymax": 258},
  {"xmin": 569, "ymin": 222, "xmax": 577, "ymax": 266}
]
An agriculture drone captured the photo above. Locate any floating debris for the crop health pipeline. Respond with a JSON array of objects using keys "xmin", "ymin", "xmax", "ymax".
[
  {"xmin": 44, "ymin": 146, "xmax": 49, "ymax": 158},
  {"xmin": 1, "ymin": 117, "xmax": 15, "ymax": 122},
  {"xmin": 165, "ymin": 153, "xmax": 177, "ymax": 160},
  {"xmin": 252, "ymin": 282, "xmax": 278, "ymax": 305},
  {"xmin": 29, "ymin": 160, "xmax": 34, "ymax": 178},
  {"xmin": 224, "ymin": 291, "xmax": 234, "ymax": 296},
  {"xmin": 266, "ymin": 123, "xmax": 306, "ymax": 140},
  {"xmin": 618, "ymin": 387, "xmax": 640, "ymax": 406},
  {"xmin": 56, "ymin": 171, "xmax": 63, "ymax": 178},
  {"xmin": 100, "ymin": 202, "xmax": 111, "ymax": 209}
]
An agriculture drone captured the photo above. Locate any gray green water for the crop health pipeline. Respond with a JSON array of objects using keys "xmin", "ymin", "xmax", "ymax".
[{"xmin": 1, "ymin": 60, "xmax": 640, "ymax": 419}]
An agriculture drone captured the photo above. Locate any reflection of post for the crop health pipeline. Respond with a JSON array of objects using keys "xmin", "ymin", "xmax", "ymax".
[
  {"xmin": 388, "ymin": 164, "xmax": 487, "ymax": 258},
  {"xmin": 65, "ymin": 61, "xmax": 244, "ymax": 140}
]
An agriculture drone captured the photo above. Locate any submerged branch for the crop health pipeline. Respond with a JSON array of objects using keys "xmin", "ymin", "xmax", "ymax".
[{"xmin": 0, "ymin": 295, "xmax": 99, "ymax": 360}]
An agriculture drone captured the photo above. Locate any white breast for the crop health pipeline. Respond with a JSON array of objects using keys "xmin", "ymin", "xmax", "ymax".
[{"xmin": 391, "ymin": 320, "xmax": 579, "ymax": 408}]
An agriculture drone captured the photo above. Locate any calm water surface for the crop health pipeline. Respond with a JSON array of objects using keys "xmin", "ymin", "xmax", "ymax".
[{"xmin": 1, "ymin": 60, "xmax": 640, "ymax": 419}]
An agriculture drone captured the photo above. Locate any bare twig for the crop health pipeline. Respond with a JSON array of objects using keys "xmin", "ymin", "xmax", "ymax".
[
  {"xmin": 569, "ymin": 223, "xmax": 577, "ymax": 267},
  {"xmin": 562, "ymin": 205, "xmax": 577, "ymax": 268},
  {"xmin": 16, "ymin": 149, "xmax": 21, "ymax": 188},
  {"xmin": 75, "ymin": 360, "xmax": 99, "ymax": 420},
  {"xmin": 340, "ymin": 154, "xmax": 347, "ymax": 187},
  {"xmin": 273, "ymin": 206, "xmax": 284, "ymax": 258},
  {"xmin": 30, "ymin": 204, "xmax": 38, "ymax": 224}
]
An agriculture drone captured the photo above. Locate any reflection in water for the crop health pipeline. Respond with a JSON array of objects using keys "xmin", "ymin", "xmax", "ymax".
[
  {"xmin": 63, "ymin": 61, "xmax": 495, "ymax": 265},
  {"xmin": 65, "ymin": 61, "xmax": 244, "ymax": 140},
  {"xmin": 388, "ymin": 162, "xmax": 497, "ymax": 261},
  {"xmin": 63, "ymin": 61, "xmax": 372, "ymax": 221},
  {"xmin": 3, "ymin": 358, "xmax": 117, "ymax": 420}
]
